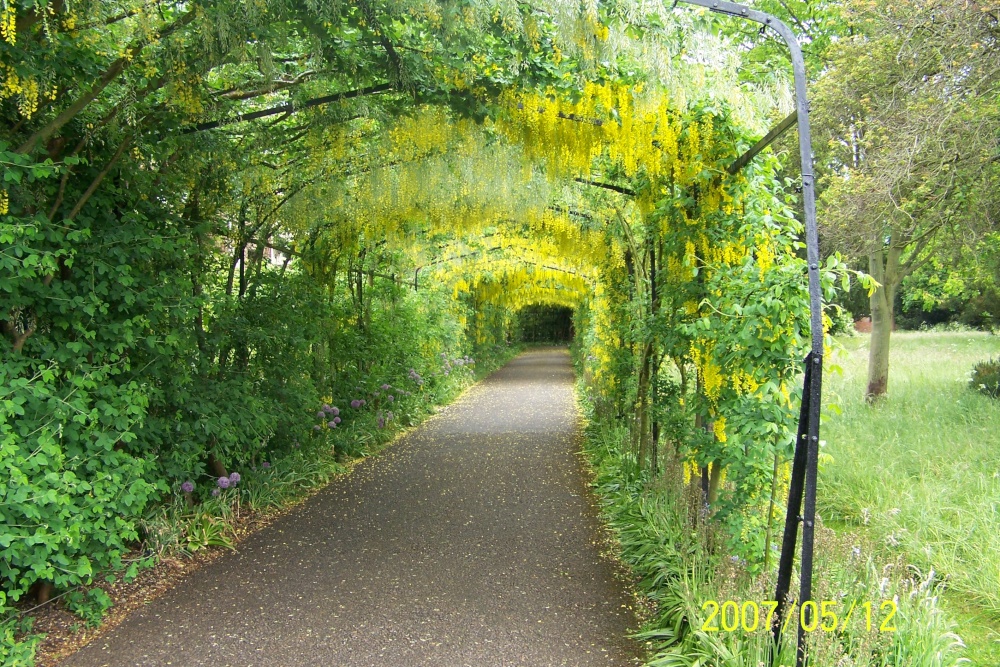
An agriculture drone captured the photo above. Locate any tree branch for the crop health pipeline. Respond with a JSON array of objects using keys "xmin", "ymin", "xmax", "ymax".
[
  {"xmin": 183, "ymin": 83, "xmax": 392, "ymax": 133},
  {"xmin": 574, "ymin": 177, "xmax": 636, "ymax": 197},
  {"xmin": 16, "ymin": 9, "xmax": 196, "ymax": 155}
]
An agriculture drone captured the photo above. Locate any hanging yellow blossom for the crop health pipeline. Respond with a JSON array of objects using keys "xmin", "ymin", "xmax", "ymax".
[{"xmin": 713, "ymin": 417, "xmax": 727, "ymax": 443}]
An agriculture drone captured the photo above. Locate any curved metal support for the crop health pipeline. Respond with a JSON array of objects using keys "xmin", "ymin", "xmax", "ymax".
[{"xmin": 673, "ymin": 2, "xmax": 824, "ymax": 664}]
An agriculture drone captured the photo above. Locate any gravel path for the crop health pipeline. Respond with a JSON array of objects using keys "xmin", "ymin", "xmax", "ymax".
[{"xmin": 62, "ymin": 348, "xmax": 641, "ymax": 667}]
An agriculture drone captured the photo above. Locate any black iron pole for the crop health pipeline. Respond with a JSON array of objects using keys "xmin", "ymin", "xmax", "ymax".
[{"xmin": 673, "ymin": 2, "xmax": 826, "ymax": 664}]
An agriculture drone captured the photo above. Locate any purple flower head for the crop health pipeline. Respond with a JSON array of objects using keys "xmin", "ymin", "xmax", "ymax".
[
  {"xmin": 212, "ymin": 488, "xmax": 220, "ymax": 497},
  {"xmin": 262, "ymin": 461, "xmax": 271, "ymax": 469},
  {"xmin": 333, "ymin": 416, "xmax": 341, "ymax": 424},
  {"xmin": 381, "ymin": 384, "xmax": 391, "ymax": 391},
  {"xmin": 350, "ymin": 399, "xmax": 362, "ymax": 409},
  {"xmin": 229, "ymin": 472, "xmax": 241, "ymax": 485},
  {"xmin": 314, "ymin": 424, "xmax": 321, "ymax": 431},
  {"xmin": 377, "ymin": 415, "xmax": 386, "ymax": 429},
  {"xmin": 181, "ymin": 481, "xmax": 195, "ymax": 494},
  {"xmin": 360, "ymin": 399, "xmax": 366, "ymax": 407},
  {"xmin": 317, "ymin": 411, "xmax": 326, "ymax": 418},
  {"xmin": 217, "ymin": 476, "xmax": 230, "ymax": 489},
  {"xmin": 323, "ymin": 404, "xmax": 334, "ymax": 414},
  {"xmin": 327, "ymin": 421, "xmax": 337, "ymax": 428},
  {"xmin": 386, "ymin": 411, "xmax": 394, "ymax": 421},
  {"xmin": 330, "ymin": 407, "xmax": 339, "ymax": 417},
  {"xmin": 387, "ymin": 395, "xmax": 394, "ymax": 402}
]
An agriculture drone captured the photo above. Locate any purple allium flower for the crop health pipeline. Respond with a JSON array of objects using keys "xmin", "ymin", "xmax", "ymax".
[
  {"xmin": 316, "ymin": 411, "xmax": 326, "ymax": 418},
  {"xmin": 212, "ymin": 488, "xmax": 220, "ymax": 497},
  {"xmin": 387, "ymin": 395, "xmax": 394, "ymax": 402},
  {"xmin": 314, "ymin": 424, "xmax": 321, "ymax": 431},
  {"xmin": 381, "ymin": 383, "xmax": 390, "ymax": 391},
  {"xmin": 350, "ymin": 399, "xmax": 362, "ymax": 409},
  {"xmin": 327, "ymin": 421, "xmax": 337, "ymax": 428},
  {"xmin": 330, "ymin": 407, "xmax": 339, "ymax": 417},
  {"xmin": 360, "ymin": 399, "xmax": 366, "ymax": 407},
  {"xmin": 181, "ymin": 481, "xmax": 195, "ymax": 493},
  {"xmin": 262, "ymin": 461, "xmax": 271, "ymax": 469},
  {"xmin": 323, "ymin": 404, "xmax": 334, "ymax": 414},
  {"xmin": 333, "ymin": 416, "xmax": 341, "ymax": 424},
  {"xmin": 217, "ymin": 476, "xmax": 230, "ymax": 489},
  {"xmin": 386, "ymin": 411, "xmax": 394, "ymax": 421},
  {"xmin": 377, "ymin": 415, "xmax": 385, "ymax": 429},
  {"xmin": 229, "ymin": 472, "xmax": 241, "ymax": 484}
]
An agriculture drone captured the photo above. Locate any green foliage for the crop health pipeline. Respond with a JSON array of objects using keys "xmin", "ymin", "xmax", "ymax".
[
  {"xmin": 0, "ymin": 615, "xmax": 39, "ymax": 667},
  {"xmin": 64, "ymin": 588, "xmax": 113, "ymax": 628},
  {"xmin": 970, "ymin": 358, "xmax": 1000, "ymax": 399},
  {"xmin": 514, "ymin": 305, "xmax": 573, "ymax": 343}
]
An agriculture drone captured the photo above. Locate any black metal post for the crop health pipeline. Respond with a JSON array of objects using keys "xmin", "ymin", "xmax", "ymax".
[
  {"xmin": 673, "ymin": 2, "xmax": 826, "ymax": 664},
  {"xmin": 772, "ymin": 353, "xmax": 811, "ymax": 642}
]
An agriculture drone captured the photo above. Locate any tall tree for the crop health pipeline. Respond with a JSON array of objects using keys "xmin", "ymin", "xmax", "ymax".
[{"xmin": 813, "ymin": 0, "xmax": 1000, "ymax": 400}]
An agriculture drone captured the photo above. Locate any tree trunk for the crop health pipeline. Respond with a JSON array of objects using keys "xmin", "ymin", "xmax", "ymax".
[
  {"xmin": 866, "ymin": 245, "xmax": 901, "ymax": 402},
  {"xmin": 635, "ymin": 342, "xmax": 653, "ymax": 471},
  {"xmin": 708, "ymin": 460, "xmax": 723, "ymax": 506}
]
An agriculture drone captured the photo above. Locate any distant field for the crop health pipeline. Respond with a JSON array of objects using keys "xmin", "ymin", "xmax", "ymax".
[{"xmin": 821, "ymin": 331, "xmax": 1000, "ymax": 664}]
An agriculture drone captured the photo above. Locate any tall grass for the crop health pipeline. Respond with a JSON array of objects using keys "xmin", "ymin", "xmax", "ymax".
[
  {"xmin": 581, "ymin": 406, "xmax": 968, "ymax": 667},
  {"xmin": 821, "ymin": 331, "xmax": 1000, "ymax": 664}
]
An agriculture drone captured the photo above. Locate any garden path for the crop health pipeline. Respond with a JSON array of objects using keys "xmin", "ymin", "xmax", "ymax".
[{"xmin": 62, "ymin": 348, "xmax": 641, "ymax": 667}]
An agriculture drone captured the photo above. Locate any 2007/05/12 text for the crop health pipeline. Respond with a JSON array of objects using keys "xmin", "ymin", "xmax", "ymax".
[{"xmin": 701, "ymin": 600, "xmax": 898, "ymax": 633}]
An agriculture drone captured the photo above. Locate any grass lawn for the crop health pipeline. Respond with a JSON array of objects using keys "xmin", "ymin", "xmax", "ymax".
[{"xmin": 821, "ymin": 330, "xmax": 1000, "ymax": 665}]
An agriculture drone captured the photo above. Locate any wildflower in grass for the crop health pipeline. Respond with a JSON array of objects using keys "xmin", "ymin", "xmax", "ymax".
[
  {"xmin": 333, "ymin": 416, "xmax": 341, "ymax": 424},
  {"xmin": 328, "ymin": 421, "xmax": 337, "ymax": 428},
  {"xmin": 316, "ymin": 411, "xmax": 325, "ymax": 418},
  {"xmin": 330, "ymin": 407, "xmax": 339, "ymax": 417},
  {"xmin": 217, "ymin": 476, "xmax": 230, "ymax": 489},
  {"xmin": 387, "ymin": 395, "xmax": 394, "ymax": 402},
  {"xmin": 360, "ymin": 399, "xmax": 366, "ymax": 406},
  {"xmin": 262, "ymin": 461, "xmax": 271, "ymax": 469},
  {"xmin": 377, "ymin": 415, "xmax": 385, "ymax": 429},
  {"xmin": 381, "ymin": 384, "xmax": 390, "ymax": 391},
  {"xmin": 351, "ymin": 399, "xmax": 361, "ymax": 409},
  {"xmin": 229, "ymin": 472, "xmax": 240, "ymax": 485},
  {"xmin": 212, "ymin": 488, "xmax": 220, "ymax": 497},
  {"xmin": 313, "ymin": 425, "xmax": 321, "ymax": 431},
  {"xmin": 322, "ymin": 404, "xmax": 334, "ymax": 414},
  {"xmin": 386, "ymin": 411, "xmax": 393, "ymax": 421},
  {"xmin": 181, "ymin": 481, "xmax": 195, "ymax": 493}
]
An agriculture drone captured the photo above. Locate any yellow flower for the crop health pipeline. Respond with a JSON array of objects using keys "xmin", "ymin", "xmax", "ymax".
[{"xmin": 713, "ymin": 417, "xmax": 727, "ymax": 443}]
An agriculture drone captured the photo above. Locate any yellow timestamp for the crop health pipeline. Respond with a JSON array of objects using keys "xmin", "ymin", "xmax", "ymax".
[{"xmin": 701, "ymin": 599, "xmax": 898, "ymax": 633}]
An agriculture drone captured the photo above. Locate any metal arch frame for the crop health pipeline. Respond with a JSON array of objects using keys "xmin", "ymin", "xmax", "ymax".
[{"xmin": 673, "ymin": 1, "xmax": 824, "ymax": 665}]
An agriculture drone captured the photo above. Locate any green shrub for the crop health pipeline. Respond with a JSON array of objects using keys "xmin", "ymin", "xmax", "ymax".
[{"xmin": 970, "ymin": 358, "xmax": 1000, "ymax": 398}]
